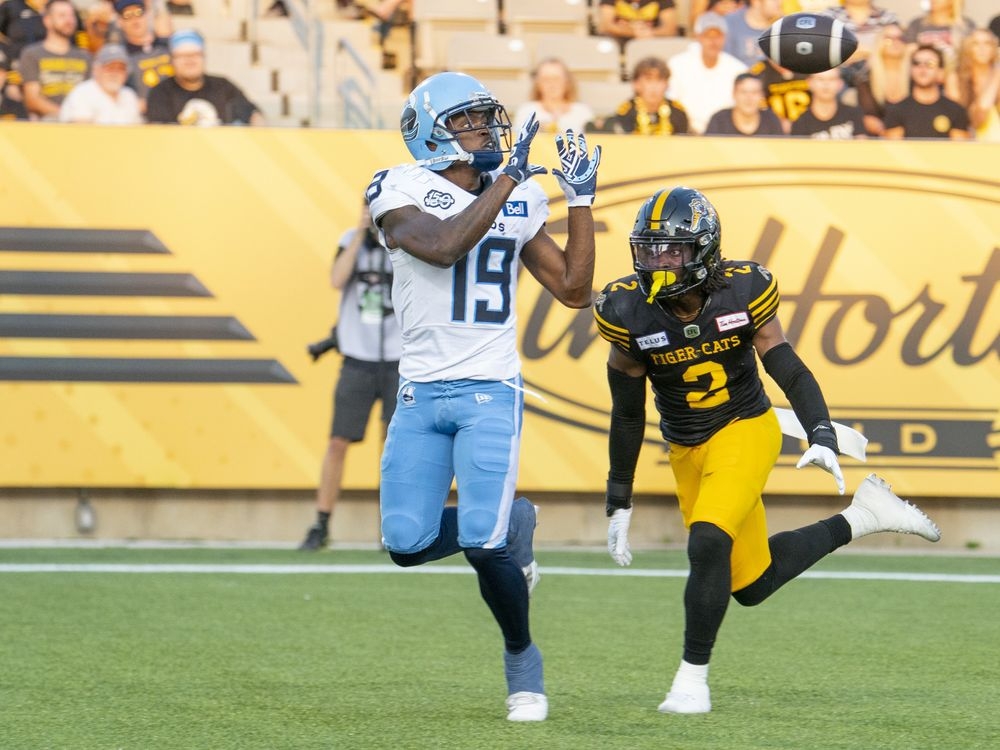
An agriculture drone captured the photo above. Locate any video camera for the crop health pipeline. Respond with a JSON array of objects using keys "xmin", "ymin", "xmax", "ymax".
[{"xmin": 307, "ymin": 326, "xmax": 339, "ymax": 362}]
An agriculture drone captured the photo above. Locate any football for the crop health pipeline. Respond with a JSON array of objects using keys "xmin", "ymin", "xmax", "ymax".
[{"xmin": 757, "ymin": 13, "xmax": 859, "ymax": 75}]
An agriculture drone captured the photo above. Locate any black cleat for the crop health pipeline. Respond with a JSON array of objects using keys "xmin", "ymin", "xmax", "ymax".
[{"xmin": 298, "ymin": 523, "xmax": 329, "ymax": 551}]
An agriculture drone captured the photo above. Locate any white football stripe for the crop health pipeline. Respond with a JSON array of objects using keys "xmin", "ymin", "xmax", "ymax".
[
  {"xmin": 830, "ymin": 20, "xmax": 843, "ymax": 68},
  {"xmin": 770, "ymin": 21, "xmax": 783, "ymax": 66}
]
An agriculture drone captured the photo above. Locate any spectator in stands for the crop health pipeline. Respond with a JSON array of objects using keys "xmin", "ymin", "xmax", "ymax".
[
  {"xmin": 955, "ymin": 27, "xmax": 1000, "ymax": 140},
  {"xmin": 589, "ymin": 56, "xmax": 689, "ymax": 134},
  {"xmin": 884, "ymin": 44, "xmax": 971, "ymax": 138},
  {"xmin": 18, "ymin": 0, "xmax": 91, "ymax": 119},
  {"xmin": 667, "ymin": 11, "xmax": 747, "ymax": 133},
  {"xmin": 59, "ymin": 42, "xmax": 141, "ymax": 123},
  {"xmin": 299, "ymin": 198, "xmax": 401, "ymax": 551},
  {"xmin": 791, "ymin": 67, "xmax": 866, "ymax": 137},
  {"xmin": 145, "ymin": 29, "xmax": 263, "ymax": 125},
  {"xmin": 597, "ymin": 0, "xmax": 679, "ymax": 51},
  {"xmin": 724, "ymin": 0, "xmax": 782, "ymax": 67},
  {"xmin": 855, "ymin": 22, "xmax": 910, "ymax": 136},
  {"xmin": 0, "ymin": 43, "xmax": 29, "ymax": 118},
  {"xmin": 0, "ymin": 0, "xmax": 86, "ymax": 60},
  {"xmin": 82, "ymin": 0, "xmax": 114, "ymax": 54},
  {"xmin": 991, "ymin": 14, "xmax": 1000, "ymax": 43},
  {"xmin": 705, "ymin": 71, "xmax": 783, "ymax": 134},
  {"xmin": 749, "ymin": 55, "xmax": 811, "ymax": 132},
  {"xmin": 112, "ymin": 0, "xmax": 172, "ymax": 110},
  {"xmin": 513, "ymin": 57, "xmax": 594, "ymax": 136},
  {"xmin": 822, "ymin": 0, "xmax": 900, "ymax": 68},
  {"xmin": 688, "ymin": 0, "xmax": 744, "ymax": 38},
  {"xmin": 902, "ymin": 0, "xmax": 976, "ymax": 70}
]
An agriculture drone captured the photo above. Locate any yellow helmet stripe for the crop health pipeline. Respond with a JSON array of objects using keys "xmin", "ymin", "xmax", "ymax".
[{"xmin": 648, "ymin": 190, "xmax": 670, "ymax": 230}]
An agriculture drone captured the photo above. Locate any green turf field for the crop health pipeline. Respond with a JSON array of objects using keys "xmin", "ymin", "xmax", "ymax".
[{"xmin": 2, "ymin": 547, "xmax": 998, "ymax": 750}]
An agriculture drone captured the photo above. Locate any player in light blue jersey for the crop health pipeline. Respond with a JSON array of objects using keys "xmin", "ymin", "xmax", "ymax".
[{"xmin": 366, "ymin": 71, "xmax": 602, "ymax": 722}]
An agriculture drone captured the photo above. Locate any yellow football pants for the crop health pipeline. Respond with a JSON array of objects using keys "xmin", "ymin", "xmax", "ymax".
[{"xmin": 668, "ymin": 409, "xmax": 782, "ymax": 591}]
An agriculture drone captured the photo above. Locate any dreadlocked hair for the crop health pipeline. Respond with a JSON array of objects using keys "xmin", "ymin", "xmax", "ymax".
[{"xmin": 702, "ymin": 257, "xmax": 731, "ymax": 295}]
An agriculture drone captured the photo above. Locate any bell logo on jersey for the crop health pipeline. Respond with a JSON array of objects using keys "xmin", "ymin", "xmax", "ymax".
[
  {"xmin": 715, "ymin": 312, "xmax": 750, "ymax": 332},
  {"xmin": 401, "ymin": 385, "xmax": 416, "ymax": 406},
  {"xmin": 424, "ymin": 190, "xmax": 455, "ymax": 209},
  {"xmin": 636, "ymin": 331, "xmax": 669, "ymax": 350},
  {"xmin": 503, "ymin": 201, "xmax": 528, "ymax": 217}
]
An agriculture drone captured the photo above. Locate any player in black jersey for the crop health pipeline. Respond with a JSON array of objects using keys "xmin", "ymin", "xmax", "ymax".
[{"xmin": 594, "ymin": 186, "xmax": 942, "ymax": 714}]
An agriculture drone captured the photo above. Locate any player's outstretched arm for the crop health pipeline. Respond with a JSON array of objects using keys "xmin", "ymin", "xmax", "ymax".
[
  {"xmin": 520, "ymin": 130, "xmax": 601, "ymax": 308},
  {"xmin": 755, "ymin": 318, "xmax": 845, "ymax": 495}
]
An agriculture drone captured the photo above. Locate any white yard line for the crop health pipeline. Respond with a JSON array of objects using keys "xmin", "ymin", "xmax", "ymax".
[{"xmin": 0, "ymin": 563, "xmax": 997, "ymax": 583}]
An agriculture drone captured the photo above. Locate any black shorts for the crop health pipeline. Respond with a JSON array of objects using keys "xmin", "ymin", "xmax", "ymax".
[{"xmin": 330, "ymin": 356, "xmax": 400, "ymax": 442}]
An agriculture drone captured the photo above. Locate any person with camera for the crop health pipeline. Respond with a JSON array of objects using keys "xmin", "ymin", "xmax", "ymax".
[{"xmin": 299, "ymin": 199, "xmax": 401, "ymax": 551}]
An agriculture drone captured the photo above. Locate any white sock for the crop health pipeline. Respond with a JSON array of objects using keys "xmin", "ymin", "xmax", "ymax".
[
  {"xmin": 839, "ymin": 506, "xmax": 868, "ymax": 539},
  {"xmin": 675, "ymin": 660, "xmax": 709, "ymax": 684}
]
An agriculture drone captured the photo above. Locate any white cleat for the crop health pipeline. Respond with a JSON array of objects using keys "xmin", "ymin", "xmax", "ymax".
[
  {"xmin": 844, "ymin": 473, "xmax": 941, "ymax": 542},
  {"xmin": 658, "ymin": 680, "xmax": 711, "ymax": 714},
  {"xmin": 506, "ymin": 691, "xmax": 548, "ymax": 722},
  {"xmin": 522, "ymin": 560, "xmax": 540, "ymax": 598}
]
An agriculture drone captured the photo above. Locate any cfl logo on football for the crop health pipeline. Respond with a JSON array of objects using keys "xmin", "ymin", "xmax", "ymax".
[{"xmin": 795, "ymin": 16, "xmax": 816, "ymax": 28}]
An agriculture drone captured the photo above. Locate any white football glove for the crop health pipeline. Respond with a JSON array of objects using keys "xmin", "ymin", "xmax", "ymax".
[
  {"xmin": 607, "ymin": 507, "xmax": 633, "ymax": 566},
  {"xmin": 796, "ymin": 444, "xmax": 845, "ymax": 495}
]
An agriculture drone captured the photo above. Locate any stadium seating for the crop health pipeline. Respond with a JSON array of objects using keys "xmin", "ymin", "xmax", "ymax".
[
  {"xmin": 503, "ymin": 0, "xmax": 591, "ymax": 38},
  {"xmin": 623, "ymin": 36, "xmax": 693, "ymax": 78},
  {"xmin": 526, "ymin": 33, "xmax": 621, "ymax": 82},
  {"xmin": 411, "ymin": 0, "xmax": 500, "ymax": 73},
  {"xmin": 446, "ymin": 31, "xmax": 532, "ymax": 82},
  {"xmin": 576, "ymin": 79, "xmax": 633, "ymax": 117}
]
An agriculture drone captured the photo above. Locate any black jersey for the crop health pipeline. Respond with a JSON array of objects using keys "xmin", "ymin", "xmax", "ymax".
[{"xmin": 594, "ymin": 260, "xmax": 779, "ymax": 445}]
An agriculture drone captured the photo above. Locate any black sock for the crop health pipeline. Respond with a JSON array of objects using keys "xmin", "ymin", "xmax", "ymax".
[
  {"xmin": 464, "ymin": 546, "xmax": 531, "ymax": 652},
  {"xmin": 317, "ymin": 511, "xmax": 331, "ymax": 530},
  {"xmin": 682, "ymin": 522, "xmax": 733, "ymax": 665}
]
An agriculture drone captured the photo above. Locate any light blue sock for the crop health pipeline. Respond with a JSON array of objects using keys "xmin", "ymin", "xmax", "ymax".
[
  {"xmin": 504, "ymin": 642, "xmax": 544, "ymax": 695},
  {"xmin": 506, "ymin": 497, "xmax": 537, "ymax": 570}
]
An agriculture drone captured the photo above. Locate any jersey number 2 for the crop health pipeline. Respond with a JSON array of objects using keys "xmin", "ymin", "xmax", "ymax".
[
  {"xmin": 452, "ymin": 237, "xmax": 515, "ymax": 324},
  {"xmin": 683, "ymin": 360, "xmax": 730, "ymax": 409}
]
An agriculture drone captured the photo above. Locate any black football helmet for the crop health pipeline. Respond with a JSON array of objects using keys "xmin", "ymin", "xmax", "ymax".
[{"xmin": 630, "ymin": 186, "xmax": 722, "ymax": 303}]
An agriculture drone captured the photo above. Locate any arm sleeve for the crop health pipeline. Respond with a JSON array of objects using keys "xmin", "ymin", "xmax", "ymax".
[
  {"xmin": 762, "ymin": 342, "xmax": 839, "ymax": 452},
  {"xmin": 606, "ymin": 364, "xmax": 647, "ymax": 514}
]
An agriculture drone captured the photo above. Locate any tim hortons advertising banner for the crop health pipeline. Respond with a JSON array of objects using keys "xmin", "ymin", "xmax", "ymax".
[{"xmin": 0, "ymin": 125, "xmax": 997, "ymax": 496}]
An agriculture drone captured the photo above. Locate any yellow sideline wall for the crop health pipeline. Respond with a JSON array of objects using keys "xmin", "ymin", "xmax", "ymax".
[{"xmin": 1, "ymin": 124, "xmax": 998, "ymax": 505}]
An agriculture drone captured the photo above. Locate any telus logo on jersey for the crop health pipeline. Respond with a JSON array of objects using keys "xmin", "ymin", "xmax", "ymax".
[
  {"xmin": 424, "ymin": 190, "xmax": 455, "ymax": 209},
  {"xmin": 636, "ymin": 331, "xmax": 669, "ymax": 350},
  {"xmin": 503, "ymin": 201, "xmax": 528, "ymax": 217}
]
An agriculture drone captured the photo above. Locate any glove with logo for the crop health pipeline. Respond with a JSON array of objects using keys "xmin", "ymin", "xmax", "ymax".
[
  {"xmin": 502, "ymin": 113, "xmax": 548, "ymax": 185},
  {"xmin": 552, "ymin": 130, "xmax": 601, "ymax": 207},
  {"xmin": 796, "ymin": 444, "xmax": 845, "ymax": 495}
]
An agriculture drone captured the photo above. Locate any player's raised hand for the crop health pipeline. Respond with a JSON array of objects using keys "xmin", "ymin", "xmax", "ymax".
[
  {"xmin": 796, "ymin": 444, "xmax": 845, "ymax": 495},
  {"xmin": 552, "ymin": 130, "xmax": 601, "ymax": 207},
  {"xmin": 502, "ymin": 113, "xmax": 547, "ymax": 185}
]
